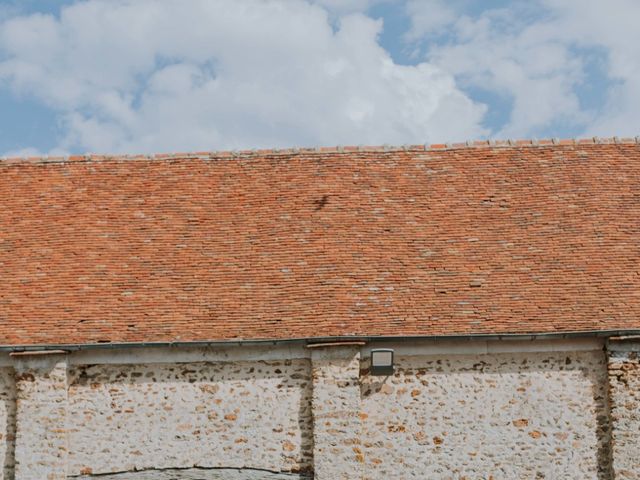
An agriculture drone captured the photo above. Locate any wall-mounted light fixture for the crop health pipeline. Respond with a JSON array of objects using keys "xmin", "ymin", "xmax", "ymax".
[{"xmin": 370, "ymin": 348, "xmax": 394, "ymax": 376}]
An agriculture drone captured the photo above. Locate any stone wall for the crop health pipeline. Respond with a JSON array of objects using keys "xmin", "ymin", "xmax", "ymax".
[
  {"xmin": 607, "ymin": 348, "xmax": 640, "ymax": 480},
  {"xmin": 0, "ymin": 368, "xmax": 15, "ymax": 480},
  {"xmin": 361, "ymin": 351, "xmax": 612, "ymax": 479},
  {"xmin": 13, "ymin": 355, "xmax": 69, "ymax": 480},
  {"xmin": 66, "ymin": 359, "xmax": 313, "ymax": 477},
  {"xmin": 310, "ymin": 347, "xmax": 362, "ymax": 480},
  {"xmin": 0, "ymin": 339, "xmax": 636, "ymax": 479}
]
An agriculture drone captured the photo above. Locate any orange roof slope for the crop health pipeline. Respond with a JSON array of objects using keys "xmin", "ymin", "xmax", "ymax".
[{"xmin": 1, "ymin": 140, "xmax": 640, "ymax": 347}]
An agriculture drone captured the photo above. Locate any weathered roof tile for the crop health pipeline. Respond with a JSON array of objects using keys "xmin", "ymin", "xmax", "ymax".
[{"xmin": 1, "ymin": 141, "xmax": 639, "ymax": 346}]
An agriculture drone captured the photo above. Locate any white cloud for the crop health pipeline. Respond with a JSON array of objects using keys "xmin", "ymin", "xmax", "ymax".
[
  {"xmin": 0, "ymin": 0, "xmax": 486, "ymax": 154},
  {"xmin": 311, "ymin": 0, "xmax": 380, "ymax": 14},
  {"xmin": 405, "ymin": 0, "xmax": 456, "ymax": 40},
  {"xmin": 540, "ymin": 0, "xmax": 640, "ymax": 137},
  {"xmin": 406, "ymin": 0, "xmax": 640, "ymax": 139},
  {"xmin": 1, "ymin": 146, "xmax": 45, "ymax": 158}
]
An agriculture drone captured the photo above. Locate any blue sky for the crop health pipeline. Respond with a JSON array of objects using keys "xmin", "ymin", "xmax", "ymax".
[{"xmin": 0, "ymin": 0, "xmax": 638, "ymax": 155}]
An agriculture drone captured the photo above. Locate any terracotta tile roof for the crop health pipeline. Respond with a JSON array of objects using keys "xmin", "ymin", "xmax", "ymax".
[{"xmin": 1, "ymin": 138, "xmax": 640, "ymax": 347}]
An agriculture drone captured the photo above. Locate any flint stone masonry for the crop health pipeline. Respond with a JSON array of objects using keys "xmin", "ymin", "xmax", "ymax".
[
  {"xmin": 13, "ymin": 355, "xmax": 68, "ymax": 480},
  {"xmin": 0, "ymin": 368, "xmax": 15, "ymax": 480},
  {"xmin": 607, "ymin": 343, "xmax": 640, "ymax": 480},
  {"xmin": 0, "ymin": 339, "xmax": 638, "ymax": 479},
  {"xmin": 72, "ymin": 467, "xmax": 311, "ymax": 479},
  {"xmin": 310, "ymin": 347, "xmax": 363, "ymax": 480},
  {"xmin": 360, "ymin": 350, "xmax": 612, "ymax": 479},
  {"xmin": 66, "ymin": 359, "xmax": 313, "ymax": 477}
]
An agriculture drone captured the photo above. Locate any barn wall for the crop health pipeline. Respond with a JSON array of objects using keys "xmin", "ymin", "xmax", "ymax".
[
  {"xmin": 66, "ymin": 359, "xmax": 313, "ymax": 477},
  {"xmin": 0, "ymin": 368, "xmax": 15, "ymax": 480},
  {"xmin": 360, "ymin": 350, "xmax": 612, "ymax": 479},
  {"xmin": 606, "ymin": 340, "xmax": 640, "ymax": 480},
  {"xmin": 0, "ymin": 338, "xmax": 636, "ymax": 480}
]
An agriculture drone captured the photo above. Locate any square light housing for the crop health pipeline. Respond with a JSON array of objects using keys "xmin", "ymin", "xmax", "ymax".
[{"xmin": 370, "ymin": 348, "xmax": 394, "ymax": 376}]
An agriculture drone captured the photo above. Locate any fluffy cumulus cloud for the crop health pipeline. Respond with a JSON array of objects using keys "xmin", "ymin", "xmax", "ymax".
[
  {"xmin": 405, "ymin": 0, "xmax": 456, "ymax": 40},
  {"xmin": 0, "ymin": 0, "xmax": 486, "ymax": 154},
  {"xmin": 545, "ymin": 0, "xmax": 640, "ymax": 136},
  {"xmin": 2, "ymin": 0, "xmax": 638, "ymax": 155},
  {"xmin": 405, "ymin": 0, "xmax": 640, "ymax": 139}
]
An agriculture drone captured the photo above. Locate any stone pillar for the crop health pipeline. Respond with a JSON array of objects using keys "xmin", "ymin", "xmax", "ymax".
[
  {"xmin": 310, "ymin": 345, "xmax": 363, "ymax": 480},
  {"xmin": 12, "ymin": 352, "xmax": 69, "ymax": 480},
  {"xmin": 607, "ymin": 339, "xmax": 640, "ymax": 480}
]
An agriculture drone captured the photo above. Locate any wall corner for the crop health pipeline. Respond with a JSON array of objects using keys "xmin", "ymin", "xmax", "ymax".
[
  {"xmin": 606, "ymin": 338, "xmax": 640, "ymax": 480},
  {"xmin": 12, "ymin": 352, "xmax": 69, "ymax": 480}
]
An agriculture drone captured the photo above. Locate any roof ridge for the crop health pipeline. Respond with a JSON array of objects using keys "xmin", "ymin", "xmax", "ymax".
[{"xmin": 1, "ymin": 136, "xmax": 639, "ymax": 165}]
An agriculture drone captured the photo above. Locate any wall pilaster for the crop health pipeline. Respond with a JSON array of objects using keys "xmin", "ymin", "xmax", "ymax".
[
  {"xmin": 310, "ymin": 345, "xmax": 363, "ymax": 480},
  {"xmin": 12, "ymin": 353, "xmax": 69, "ymax": 480},
  {"xmin": 607, "ymin": 339, "xmax": 640, "ymax": 480}
]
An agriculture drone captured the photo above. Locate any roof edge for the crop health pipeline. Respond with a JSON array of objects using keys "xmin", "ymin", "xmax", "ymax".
[
  {"xmin": 2, "ymin": 136, "xmax": 639, "ymax": 166},
  {"xmin": 2, "ymin": 329, "xmax": 638, "ymax": 352}
]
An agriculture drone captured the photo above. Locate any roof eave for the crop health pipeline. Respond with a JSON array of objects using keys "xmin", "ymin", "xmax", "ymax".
[{"xmin": 2, "ymin": 329, "xmax": 639, "ymax": 353}]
